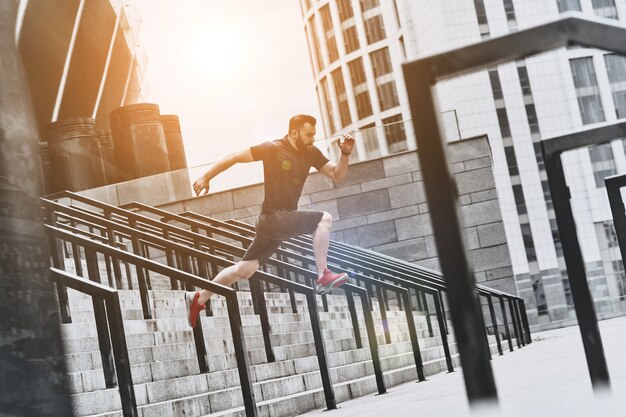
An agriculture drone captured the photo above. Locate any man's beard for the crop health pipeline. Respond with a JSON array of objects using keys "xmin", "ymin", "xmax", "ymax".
[{"xmin": 295, "ymin": 135, "xmax": 313, "ymax": 153}]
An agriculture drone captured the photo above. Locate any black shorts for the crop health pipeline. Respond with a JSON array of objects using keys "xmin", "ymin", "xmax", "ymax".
[{"xmin": 241, "ymin": 210, "xmax": 324, "ymax": 265}]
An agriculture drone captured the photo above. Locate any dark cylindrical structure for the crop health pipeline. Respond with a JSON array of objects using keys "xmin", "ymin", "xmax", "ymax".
[
  {"xmin": 161, "ymin": 114, "xmax": 188, "ymax": 171},
  {"xmin": 0, "ymin": 1, "xmax": 74, "ymax": 414},
  {"xmin": 39, "ymin": 141, "xmax": 54, "ymax": 195},
  {"xmin": 110, "ymin": 103, "xmax": 170, "ymax": 181},
  {"xmin": 47, "ymin": 118, "xmax": 106, "ymax": 192},
  {"xmin": 97, "ymin": 129, "xmax": 120, "ymax": 185}
]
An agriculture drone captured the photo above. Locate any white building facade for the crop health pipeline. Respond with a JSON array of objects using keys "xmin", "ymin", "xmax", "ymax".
[{"xmin": 300, "ymin": 0, "xmax": 626, "ymax": 325}]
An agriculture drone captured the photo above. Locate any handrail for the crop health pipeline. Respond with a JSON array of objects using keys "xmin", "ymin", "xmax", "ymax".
[
  {"xmin": 44, "ymin": 197, "xmax": 409, "ymax": 394},
  {"xmin": 49, "ymin": 268, "xmax": 138, "ymax": 417},
  {"xmin": 44, "ymin": 225, "xmax": 259, "ymax": 417},
  {"xmin": 48, "ymin": 192, "xmax": 437, "ymax": 386},
  {"xmin": 79, "ymin": 197, "xmax": 428, "ymax": 381},
  {"xmin": 43, "ymin": 199, "xmax": 381, "ymax": 407}
]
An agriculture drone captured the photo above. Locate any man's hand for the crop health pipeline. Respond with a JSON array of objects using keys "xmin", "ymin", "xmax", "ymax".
[
  {"xmin": 193, "ymin": 174, "xmax": 211, "ymax": 197},
  {"xmin": 337, "ymin": 133, "xmax": 355, "ymax": 155}
]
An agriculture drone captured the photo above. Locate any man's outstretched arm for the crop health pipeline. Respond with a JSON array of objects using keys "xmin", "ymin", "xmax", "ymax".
[
  {"xmin": 193, "ymin": 149, "xmax": 254, "ymax": 196},
  {"xmin": 319, "ymin": 134, "xmax": 355, "ymax": 182}
]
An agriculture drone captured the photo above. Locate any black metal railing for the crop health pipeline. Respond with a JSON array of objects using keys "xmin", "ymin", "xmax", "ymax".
[
  {"xmin": 43, "ymin": 194, "xmax": 389, "ymax": 407},
  {"xmin": 44, "ymin": 224, "xmax": 259, "ymax": 416},
  {"xmin": 49, "ymin": 268, "xmax": 138, "ymax": 417},
  {"xmin": 117, "ymin": 201, "xmax": 430, "ymax": 381}
]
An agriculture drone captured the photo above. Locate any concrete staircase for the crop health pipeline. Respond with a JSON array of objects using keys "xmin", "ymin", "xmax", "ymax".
[{"xmin": 58, "ymin": 259, "xmax": 501, "ymax": 417}]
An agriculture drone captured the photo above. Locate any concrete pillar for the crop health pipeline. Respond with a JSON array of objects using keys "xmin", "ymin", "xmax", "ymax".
[
  {"xmin": 109, "ymin": 103, "xmax": 171, "ymax": 181},
  {"xmin": 161, "ymin": 115, "xmax": 188, "ymax": 171},
  {"xmin": 46, "ymin": 117, "xmax": 106, "ymax": 192},
  {"xmin": 0, "ymin": 1, "xmax": 73, "ymax": 414}
]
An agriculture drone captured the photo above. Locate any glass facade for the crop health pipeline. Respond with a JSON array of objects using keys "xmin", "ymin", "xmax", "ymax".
[
  {"xmin": 331, "ymin": 68, "xmax": 352, "ymax": 128},
  {"xmin": 364, "ymin": 14, "xmax": 385, "ymax": 45},
  {"xmin": 557, "ymin": 0, "xmax": 582, "ymax": 12},
  {"xmin": 320, "ymin": 5, "xmax": 339, "ymax": 63},
  {"xmin": 592, "ymin": 0, "xmax": 618, "ymax": 19},
  {"xmin": 348, "ymin": 58, "xmax": 373, "ymax": 118},
  {"xmin": 570, "ymin": 57, "xmax": 605, "ymax": 124},
  {"xmin": 604, "ymin": 54, "xmax": 626, "ymax": 119},
  {"xmin": 383, "ymin": 114, "xmax": 407, "ymax": 153},
  {"xmin": 589, "ymin": 143, "xmax": 617, "ymax": 188}
]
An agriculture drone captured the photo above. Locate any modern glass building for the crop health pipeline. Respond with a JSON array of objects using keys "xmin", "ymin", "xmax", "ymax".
[{"xmin": 300, "ymin": 0, "xmax": 626, "ymax": 326}]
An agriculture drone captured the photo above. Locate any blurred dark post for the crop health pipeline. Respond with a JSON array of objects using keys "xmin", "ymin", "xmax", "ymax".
[{"xmin": 0, "ymin": 1, "xmax": 74, "ymax": 414}]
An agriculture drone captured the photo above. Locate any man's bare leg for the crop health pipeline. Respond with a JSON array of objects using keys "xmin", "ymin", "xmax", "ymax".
[
  {"xmin": 197, "ymin": 259, "xmax": 260, "ymax": 304},
  {"xmin": 313, "ymin": 211, "xmax": 333, "ymax": 278}
]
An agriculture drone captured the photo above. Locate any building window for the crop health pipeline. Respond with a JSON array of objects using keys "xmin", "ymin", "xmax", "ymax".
[
  {"xmin": 612, "ymin": 260, "xmax": 626, "ymax": 298},
  {"xmin": 370, "ymin": 47, "xmax": 393, "ymax": 77},
  {"xmin": 503, "ymin": 0, "xmax": 517, "ymax": 30},
  {"xmin": 320, "ymin": 5, "xmax": 339, "ymax": 63},
  {"xmin": 592, "ymin": 0, "xmax": 618, "ymax": 19},
  {"xmin": 377, "ymin": 81, "xmax": 399, "ymax": 111},
  {"xmin": 489, "ymin": 70, "xmax": 503, "ymax": 102},
  {"xmin": 364, "ymin": 14, "xmax": 386, "ymax": 45},
  {"xmin": 348, "ymin": 58, "xmax": 373, "ymax": 119},
  {"xmin": 308, "ymin": 17, "xmax": 324, "ymax": 73},
  {"xmin": 319, "ymin": 77, "xmax": 336, "ymax": 133},
  {"xmin": 557, "ymin": 0, "xmax": 582, "ymax": 12},
  {"xmin": 496, "ymin": 108, "xmax": 512, "ymax": 138},
  {"xmin": 337, "ymin": 0, "xmax": 354, "ymax": 21},
  {"xmin": 343, "ymin": 25, "xmax": 360, "ymax": 54},
  {"xmin": 570, "ymin": 57, "xmax": 605, "ymax": 124},
  {"xmin": 602, "ymin": 221, "xmax": 619, "ymax": 247},
  {"xmin": 473, "ymin": 0, "xmax": 490, "ymax": 38},
  {"xmin": 331, "ymin": 68, "xmax": 352, "ymax": 128},
  {"xmin": 604, "ymin": 54, "xmax": 626, "ymax": 119},
  {"xmin": 505, "ymin": 146, "xmax": 519, "ymax": 176},
  {"xmin": 361, "ymin": 0, "xmax": 380, "ymax": 12},
  {"xmin": 526, "ymin": 104, "xmax": 540, "ymax": 134},
  {"xmin": 383, "ymin": 114, "xmax": 407, "ymax": 153},
  {"xmin": 360, "ymin": 123, "xmax": 380, "ymax": 158},
  {"xmin": 517, "ymin": 65, "xmax": 532, "ymax": 96},
  {"xmin": 589, "ymin": 143, "xmax": 617, "ymax": 187}
]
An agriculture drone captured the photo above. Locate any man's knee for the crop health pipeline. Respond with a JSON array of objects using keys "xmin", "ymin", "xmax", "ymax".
[
  {"xmin": 319, "ymin": 211, "xmax": 333, "ymax": 227},
  {"xmin": 234, "ymin": 260, "xmax": 259, "ymax": 279}
]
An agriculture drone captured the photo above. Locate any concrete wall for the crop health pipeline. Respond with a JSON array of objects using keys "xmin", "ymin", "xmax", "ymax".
[{"xmin": 158, "ymin": 135, "xmax": 517, "ymax": 298}]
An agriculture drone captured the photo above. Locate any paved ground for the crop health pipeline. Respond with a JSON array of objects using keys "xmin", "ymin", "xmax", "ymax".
[{"xmin": 301, "ymin": 316, "xmax": 626, "ymax": 417}]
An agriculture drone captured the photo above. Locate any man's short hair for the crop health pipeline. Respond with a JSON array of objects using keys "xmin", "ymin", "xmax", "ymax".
[{"xmin": 288, "ymin": 114, "xmax": 316, "ymax": 133}]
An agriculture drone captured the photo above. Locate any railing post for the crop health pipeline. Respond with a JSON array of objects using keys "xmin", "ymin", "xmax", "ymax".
[
  {"xmin": 421, "ymin": 291, "xmax": 434, "ymax": 337},
  {"xmin": 85, "ymin": 248, "xmax": 116, "ymax": 388},
  {"xmin": 44, "ymin": 211, "xmax": 71, "ymax": 323},
  {"xmin": 487, "ymin": 295, "xmax": 503, "ymax": 356},
  {"xmin": 128, "ymin": 219, "xmax": 152, "ymax": 319},
  {"xmin": 514, "ymin": 299, "xmax": 527, "ymax": 347},
  {"xmin": 401, "ymin": 290, "xmax": 425, "ymax": 381},
  {"xmin": 306, "ymin": 291, "xmax": 336, "ymax": 410},
  {"xmin": 519, "ymin": 299, "xmax": 532, "ymax": 344},
  {"xmin": 433, "ymin": 292, "xmax": 454, "ymax": 372},
  {"xmin": 377, "ymin": 286, "xmax": 391, "ymax": 344},
  {"xmin": 105, "ymin": 293, "xmax": 138, "ymax": 417},
  {"xmin": 508, "ymin": 298, "xmax": 522, "ymax": 349},
  {"xmin": 225, "ymin": 291, "xmax": 258, "ymax": 417},
  {"xmin": 179, "ymin": 255, "xmax": 209, "ymax": 373},
  {"xmin": 346, "ymin": 290, "xmax": 363, "ymax": 349},
  {"xmin": 250, "ymin": 276, "xmax": 275, "ymax": 363},
  {"xmin": 359, "ymin": 291, "xmax": 386, "ymax": 395},
  {"xmin": 103, "ymin": 209, "xmax": 123, "ymax": 289},
  {"xmin": 500, "ymin": 296, "xmax": 514, "ymax": 352}
]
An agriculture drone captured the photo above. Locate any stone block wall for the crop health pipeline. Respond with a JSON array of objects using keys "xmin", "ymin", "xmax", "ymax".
[{"xmin": 158, "ymin": 135, "xmax": 517, "ymax": 300}]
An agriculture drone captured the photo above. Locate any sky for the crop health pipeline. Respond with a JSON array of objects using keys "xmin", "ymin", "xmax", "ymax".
[{"xmin": 132, "ymin": 0, "xmax": 320, "ymax": 190}]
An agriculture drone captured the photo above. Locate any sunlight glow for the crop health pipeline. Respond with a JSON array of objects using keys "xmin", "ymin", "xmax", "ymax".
[{"xmin": 188, "ymin": 25, "xmax": 243, "ymax": 80}]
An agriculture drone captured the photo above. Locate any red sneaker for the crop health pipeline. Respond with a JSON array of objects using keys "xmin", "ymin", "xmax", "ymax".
[
  {"xmin": 185, "ymin": 291, "xmax": 206, "ymax": 328},
  {"xmin": 316, "ymin": 269, "xmax": 348, "ymax": 295}
]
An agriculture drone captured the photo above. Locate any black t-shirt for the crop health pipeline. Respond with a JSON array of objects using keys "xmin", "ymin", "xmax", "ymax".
[{"xmin": 250, "ymin": 137, "xmax": 329, "ymax": 212}]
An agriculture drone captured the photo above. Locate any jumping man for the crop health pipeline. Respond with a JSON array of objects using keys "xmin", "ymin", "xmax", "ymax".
[{"xmin": 185, "ymin": 114, "xmax": 355, "ymax": 328}]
